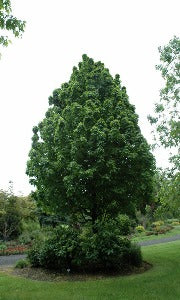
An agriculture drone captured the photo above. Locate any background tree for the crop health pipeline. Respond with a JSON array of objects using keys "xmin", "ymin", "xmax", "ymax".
[
  {"xmin": 0, "ymin": 187, "xmax": 37, "ymax": 241},
  {"xmin": 148, "ymin": 37, "xmax": 180, "ymax": 219},
  {"xmin": 0, "ymin": 188, "xmax": 21, "ymax": 240},
  {"xmin": 148, "ymin": 36, "xmax": 180, "ymax": 171},
  {"xmin": 153, "ymin": 168, "xmax": 180, "ymax": 219},
  {"xmin": 0, "ymin": 0, "xmax": 25, "ymax": 52},
  {"xmin": 27, "ymin": 55, "xmax": 155, "ymax": 225}
]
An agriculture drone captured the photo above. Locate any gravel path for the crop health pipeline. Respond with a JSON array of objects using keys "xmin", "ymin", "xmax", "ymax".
[
  {"xmin": 138, "ymin": 234, "xmax": 180, "ymax": 246},
  {"xmin": 0, "ymin": 254, "xmax": 27, "ymax": 267}
]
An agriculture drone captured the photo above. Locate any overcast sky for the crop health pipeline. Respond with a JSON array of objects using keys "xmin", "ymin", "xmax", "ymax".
[{"xmin": 0, "ymin": 0, "xmax": 179, "ymax": 195}]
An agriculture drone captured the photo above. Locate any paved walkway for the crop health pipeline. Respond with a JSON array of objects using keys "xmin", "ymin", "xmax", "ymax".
[
  {"xmin": 138, "ymin": 234, "xmax": 180, "ymax": 246},
  {"xmin": 0, "ymin": 254, "xmax": 26, "ymax": 268}
]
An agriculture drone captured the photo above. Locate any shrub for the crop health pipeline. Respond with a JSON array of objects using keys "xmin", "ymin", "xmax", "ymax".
[
  {"xmin": 157, "ymin": 228, "xmax": 166, "ymax": 234},
  {"xmin": 135, "ymin": 210, "xmax": 149, "ymax": 229},
  {"xmin": 117, "ymin": 214, "xmax": 131, "ymax": 235},
  {"xmin": 145, "ymin": 231, "xmax": 154, "ymax": 236},
  {"xmin": 152, "ymin": 220, "xmax": 164, "ymax": 227},
  {"xmin": 28, "ymin": 221, "xmax": 142, "ymax": 273},
  {"xmin": 15, "ymin": 259, "xmax": 29, "ymax": 269},
  {"xmin": 28, "ymin": 241, "xmax": 44, "ymax": 267},
  {"xmin": 41, "ymin": 226, "xmax": 80, "ymax": 270},
  {"xmin": 18, "ymin": 227, "xmax": 51, "ymax": 245},
  {"xmin": 166, "ymin": 218, "xmax": 179, "ymax": 224},
  {"xmin": 0, "ymin": 243, "xmax": 7, "ymax": 251},
  {"xmin": 135, "ymin": 225, "xmax": 145, "ymax": 233},
  {"xmin": 28, "ymin": 226, "xmax": 80, "ymax": 270},
  {"xmin": 153, "ymin": 225, "xmax": 173, "ymax": 235},
  {"xmin": 0, "ymin": 243, "xmax": 7, "ymax": 255},
  {"xmin": 166, "ymin": 225, "xmax": 173, "ymax": 230},
  {"xmin": 172, "ymin": 221, "xmax": 179, "ymax": 226},
  {"xmin": 76, "ymin": 220, "xmax": 136, "ymax": 272},
  {"xmin": 124, "ymin": 243, "xmax": 142, "ymax": 267}
]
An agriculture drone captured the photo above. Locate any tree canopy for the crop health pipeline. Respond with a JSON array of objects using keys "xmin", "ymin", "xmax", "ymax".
[
  {"xmin": 156, "ymin": 169, "xmax": 180, "ymax": 217},
  {"xmin": 148, "ymin": 36, "xmax": 180, "ymax": 171},
  {"xmin": 0, "ymin": 0, "xmax": 25, "ymax": 51},
  {"xmin": 27, "ymin": 55, "xmax": 155, "ymax": 223}
]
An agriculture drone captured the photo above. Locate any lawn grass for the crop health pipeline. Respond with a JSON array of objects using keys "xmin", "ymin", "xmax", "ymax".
[
  {"xmin": 131, "ymin": 225, "xmax": 180, "ymax": 243},
  {"xmin": 0, "ymin": 240, "xmax": 180, "ymax": 300}
]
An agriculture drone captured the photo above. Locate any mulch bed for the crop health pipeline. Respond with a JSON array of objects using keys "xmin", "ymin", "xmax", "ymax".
[{"xmin": 11, "ymin": 261, "xmax": 152, "ymax": 282}]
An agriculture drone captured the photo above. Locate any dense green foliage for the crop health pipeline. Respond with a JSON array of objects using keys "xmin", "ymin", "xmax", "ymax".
[
  {"xmin": 27, "ymin": 55, "xmax": 155, "ymax": 223},
  {"xmin": 28, "ymin": 221, "xmax": 142, "ymax": 272},
  {"xmin": 15, "ymin": 259, "xmax": 29, "ymax": 269},
  {"xmin": 0, "ymin": 187, "xmax": 37, "ymax": 241},
  {"xmin": 148, "ymin": 36, "xmax": 180, "ymax": 170},
  {"xmin": 153, "ymin": 169, "xmax": 180, "ymax": 219},
  {"xmin": 148, "ymin": 38, "xmax": 179, "ymax": 221},
  {"xmin": 1, "ymin": 241, "xmax": 180, "ymax": 299},
  {"xmin": 0, "ymin": 189, "xmax": 21, "ymax": 240},
  {"xmin": 0, "ymin": 0, "xmax": 25, "ymax": 51},
  {"xmin": 116, "ymin": 214, "xmax": 132, "ymax": 235}
]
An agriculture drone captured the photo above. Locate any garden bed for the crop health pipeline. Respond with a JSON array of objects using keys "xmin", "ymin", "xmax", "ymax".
[
  {"xmin": 12, "ymin": 261, "xmax": 152, "ymax": 282},
  {"xmin": 0, "ymin": 243, "xmax": 29, "ymax": 256},
  {"xmin": 131, "ymin": 225, "xmax": 180, "ymax": 243}
]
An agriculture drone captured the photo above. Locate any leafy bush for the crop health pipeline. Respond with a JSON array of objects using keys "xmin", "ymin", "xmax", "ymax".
[
  {"xmin": 28, "ymin": 226, "xmax": 80, "ymax": 270},
  {"xmin": 145, "ymin": 231, "xmax": 154, "ymax": 236},
  {"xmin": 18, "ymin": 227, "xmax": 52, "ymax": 245},
  {"xmin": 15, "ymin": 259, "xmax": 29, "ymax": 269},
  {"xmin": 0, "ymin": 243, "xmax": 7, "ymax": 250},
  {"xmin": 40, "ymin": 226, "xmax": 80, "ymax": 270},
  {"xmin": 152, "ymin": 220, "xmax": 164, "ymax": 227},
  {"xmin": 27, "ymin": 240, "xmax": 45, "ymax": 267},
  {"xmin": 18, "ymin": 231, "xmax": 37, "ymax": 245},
  {"xmin": 135, "ymin": 210, "xmax": 149, "ymax": 229},
  {"xmin": 172, "ymin": 221, "xmax": 179, "ymax": 226},
  {"xmin": 166, "ymin": 218, "xmax": 179, "ymax": 224},
  {"xmin": 124, "ymin": 243, "xmax": 142, "ymax": 267},
  {"xmin": 76, "ymin": 221, "xmax": 136, "ymax": 272},
  {"xmin": 117, "ymin": 214, "xmax": 131, "ymax": 235},
  {"xmin": 0, "ymin": 243, "xmax": 7, "ymax": 254},
  {"xmin": 135, "ymin": 225, "xmax": 145, "ymax": 233},
  {"xmin": 153, "ymin": 225, "xmax": 172, "ymax": 235},
  {"xmin": 28, "ymin": 221, "xmax": 142, "ymax": 273}
]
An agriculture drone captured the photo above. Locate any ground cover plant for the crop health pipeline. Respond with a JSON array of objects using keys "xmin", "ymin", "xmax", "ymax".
[{"xmin": 0, "ymin": 240, "xmax": 180, "ymax": 299}]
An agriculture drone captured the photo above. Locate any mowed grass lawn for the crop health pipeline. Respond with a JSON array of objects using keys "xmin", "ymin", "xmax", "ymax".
[{"xmin": 0, "ymin": 241, "xmax": 180, "ymax": 300}]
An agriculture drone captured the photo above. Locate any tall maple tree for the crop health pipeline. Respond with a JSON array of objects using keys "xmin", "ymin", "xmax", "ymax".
[{"xmin": 27, "ymin": 55, "xmax": 155, "ymax": 223}]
